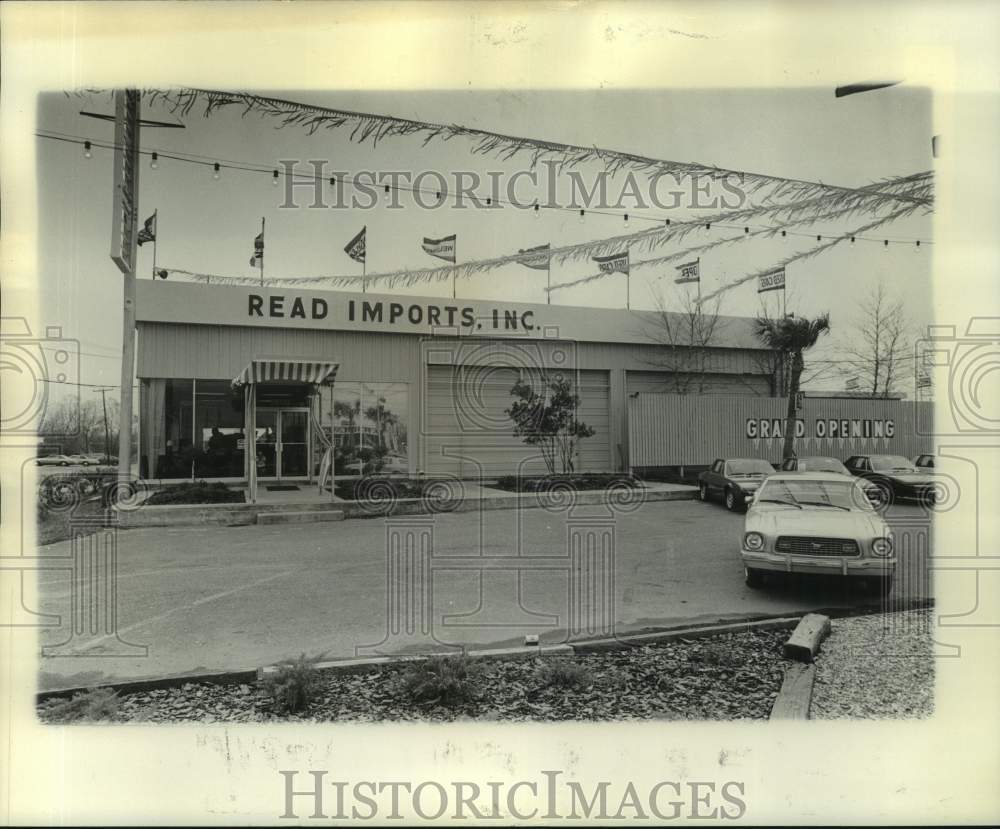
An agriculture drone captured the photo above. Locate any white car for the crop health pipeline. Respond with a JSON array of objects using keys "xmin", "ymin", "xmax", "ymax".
[{"xmin": 741, "ymin": 472, "xmax": 894, "ymax": 594}]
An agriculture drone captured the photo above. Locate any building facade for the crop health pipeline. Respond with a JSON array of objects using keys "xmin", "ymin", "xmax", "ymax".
[{"xmin": 135, "ymin": 281, "xmax": 774, "ymax": 482}]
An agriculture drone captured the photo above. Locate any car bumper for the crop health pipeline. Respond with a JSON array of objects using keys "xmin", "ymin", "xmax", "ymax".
[{"xmin": 741, "ymin": 550, "xmax": 895, "ymax": 577}]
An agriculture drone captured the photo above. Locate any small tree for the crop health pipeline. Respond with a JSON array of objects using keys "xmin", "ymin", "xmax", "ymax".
[
  {"xmin": 753, "ymin": 313, "xmax": 831, "ymax": 461},
  {"xmin": 840, "ymin": 282, "xmax": 913, "ymax": 397},
  {"xmin": 506, "ymin": 374, "xmax": 595, "ymax": 474},
  {"xmin": 642, "ymin": 287, "xmax": 724, "ymax": 394}
]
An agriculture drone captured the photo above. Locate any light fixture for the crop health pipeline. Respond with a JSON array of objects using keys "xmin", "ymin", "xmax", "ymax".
[
  {"xmin": 329, "ymin": 176, "xmax": 336, "ymax": 186},
  {"xmin": 213, "ymin": 162, "xmax": 221, "ymax": 180},
  {"xmin": 578, "ymin": 209, "xmax": 586, "ymax": 224},
  {"xmin": 744, "ymin": 226, "xmax": 749, "ymax": 234},
  {"xmin": 624, "ymin": 213, "xmax": 629, "ymax": 225},
  {"xmin": 816, "ymin": 234, "xmax": 821, "ymax": 241},
  {"xmin": 383, "ymin": 184, "xmax": 391, "ymax": 202},
  {"xmin": 150, "ymin": 152, "xmax": 158, "ymax": 170},
  {"xmin": 272, "ymin": 170, "xmax": 279, "ymax": 186},
  {"xmin": 83, "ymin": 140, "xmax": 92, "ymax": 159},
  {"xmin": 884, "ymin": 239, "xmax": 889, "ymax": 247},
  {"xmin": 850, "ymin": 236, "xmax": 856, "ymax": 244},
  {"xmin": 916, "ymin": 240, "xmax": 921, "ymax": 247},
  {"xmin": 665, "ymin": 218, "xmax": 671, "ymax": 226},
  {"xmin": 533, "ymin": 203, "xmax": 540, "ymax": 218},
  {"xmin": 781, "ymin": 230, "xmax": 787, "ymax": 237},
  {"xmin": 486, "ymin": 197, "xmax": 492, "ymax": 206},
  {"xmin": 705, "ymin": 222, "xmax": 711, "ymax": 230}
]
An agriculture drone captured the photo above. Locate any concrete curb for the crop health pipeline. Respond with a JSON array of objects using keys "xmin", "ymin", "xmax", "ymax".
[
  {"xmin": 37, "ymin": 602, "xmax": 935, "ymax": 704},
  {"xmin": 113, "ymin": 485, "xmax": 696, "ymax": 528}
]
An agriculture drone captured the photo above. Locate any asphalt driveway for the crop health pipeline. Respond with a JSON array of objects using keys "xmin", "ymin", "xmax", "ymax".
[{"xmin": 33, "ymin": 499, "xmax": 933, "ymax": 691}]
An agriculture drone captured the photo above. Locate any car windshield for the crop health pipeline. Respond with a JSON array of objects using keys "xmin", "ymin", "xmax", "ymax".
[
  {"xmin": 870, "ymin": 455, "xmax": 917, "ymax": 473},
  {"xmin": 757, "ymin": 479, "xmax": 873, "ymax": 511},
  {"xmin": 726, "ymin": 460, "xmax": 773, "ymax": 475},
  {"xmin": 799, "ymin": 458, "xmax": 846, "ymax": 473}
]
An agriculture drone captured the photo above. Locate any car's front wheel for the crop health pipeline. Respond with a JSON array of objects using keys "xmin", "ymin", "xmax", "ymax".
[
  {"xmin": 745, "ymin": 567, "xmax": 765, "ymax": 588},
  {"xmin": 699, "ymin": 483, "xmax": 709, "ymax": 502},
  {"xmin": 725, "ymin": 488, "xmax": 738, "ymax": 511}
]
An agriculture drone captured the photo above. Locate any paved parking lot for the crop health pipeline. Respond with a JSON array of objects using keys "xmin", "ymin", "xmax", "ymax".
[{"xmin": 33, "ymin": 498, "xmax": 933, "ymax": 690}]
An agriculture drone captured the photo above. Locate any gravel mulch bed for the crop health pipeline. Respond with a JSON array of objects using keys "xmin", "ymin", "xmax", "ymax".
[
  {"xmin": 810, "ymin": 609, "xmax": 934, "ymax": 719},
  {"xmin": 39, "ymin": 629, "xmax": 791, "ymax": 724}
]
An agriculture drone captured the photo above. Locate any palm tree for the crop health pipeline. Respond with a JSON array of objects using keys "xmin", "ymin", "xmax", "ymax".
[{"xmin": 753, "ymin": 313, "xmax": 831, "ymax": 460}]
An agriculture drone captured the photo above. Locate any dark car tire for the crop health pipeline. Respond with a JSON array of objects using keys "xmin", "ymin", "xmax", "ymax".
[
  {"xmin": 725, "ymin": 488, "xmax": 738, "ymax": 511},
  {"xmin": 745, "ymin": 567, "xmax": 765, "ymax": 588},
  {"xmin": 60, "ymin": 461, "xmax": 69, "ymax": 466},
  {"xmin": 699, "ymin": 483, "xmax": 709, "ymax": 502}
]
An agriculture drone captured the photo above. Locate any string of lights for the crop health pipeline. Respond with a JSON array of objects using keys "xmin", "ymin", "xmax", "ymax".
[{"xmin": 38, "ymin": 129, "xmax": 932, "ymax": 247}]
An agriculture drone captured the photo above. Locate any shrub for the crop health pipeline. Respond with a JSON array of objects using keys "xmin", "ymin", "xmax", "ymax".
[
  {"xmin": 535, "ymin": 659, "xmax": 592, "ymax": 691},
  {"xmin": 145, "ymin": 481, "xmax": 244, "ymax": 506},
  {"xmin": 398, "ymin": 654, "xmax": 482, "ymax": 706},
  {"xmin": 260, "ymin": 653, "xmax": 324, "ymax": 715},
  {"xmin": 39, "ymin": 687, "xmax": 120, "ymax": 723}
]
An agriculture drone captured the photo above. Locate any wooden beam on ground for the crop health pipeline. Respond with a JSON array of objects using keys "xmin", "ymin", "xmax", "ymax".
[
  {"xmin": 770, "ymin": 663, "xmax": 816, "ymax": 720},
  {"xmin": 783, "ymin": 613, "xmax": 832, "ymax": 663}
]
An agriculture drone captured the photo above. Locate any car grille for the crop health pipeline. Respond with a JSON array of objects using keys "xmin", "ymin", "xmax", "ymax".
[{"xmin": 775, "ymin": 536, "xmax": 860, "ymax": 557}]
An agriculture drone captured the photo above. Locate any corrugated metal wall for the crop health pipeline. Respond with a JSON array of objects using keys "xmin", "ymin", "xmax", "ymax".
[
  {"xmin": 629, "ymin": 394, "xmax": 935, "ymax": 467},
  {"xmin": 422, "ymin": 365, "xmax": 610, "ymax": 476},
  {"xmin": 627, "ymin": 370, "xmax": 772, "ymax": 396}
]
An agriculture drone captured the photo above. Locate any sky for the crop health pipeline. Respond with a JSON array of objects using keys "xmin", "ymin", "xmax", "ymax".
[{"xmin": 35, "ymin": 86, "xmax": 933, "ymax": 397}]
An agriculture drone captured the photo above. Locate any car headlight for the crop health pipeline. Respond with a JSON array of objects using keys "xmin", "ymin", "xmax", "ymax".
[
  {"xmin": 743, "ymin": 532, "xmax": 765, "ymax": 551},
  {"xmin": 872, "ymin": 537, "xmax": 893, "ymax": 557}
]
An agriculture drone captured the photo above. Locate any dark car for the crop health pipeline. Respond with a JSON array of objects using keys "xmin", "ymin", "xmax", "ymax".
[
  {"xmin": 844, "ymin": 454, "xmax": 941, "ymax": 506},
  {"xmin": 914, "ymin": 453, "xmax": 935, "ymax": 469},
  {"xmin": 698, "ymin": 458, "xmax": 775, "ymax": 511},
  {"xmin": 779, "ymin": 456, "xmax": 851, "ymax": 475}
]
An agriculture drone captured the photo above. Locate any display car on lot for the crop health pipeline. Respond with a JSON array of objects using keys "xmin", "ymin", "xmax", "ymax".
[
  {"xmin": 698, "ymin": 458, "xmax": 775, "ymax": 511},
  {"xmin": 914, "ymin": 453, "xmax": 935, "ymax": 469},
  {"xmin": 779, "ymin": 456, "xmax": 851, "ymax": 475},
  {"xmin": 35, "ymin": 454, "xmax": 75, "ymax": 466},
  {"xmin": 741, "ymin": 472, "xmax": 894, "ymax": 593},
  {"xmin": 844, "ymin": 453, "xmax": 941, "ymax": 506}
]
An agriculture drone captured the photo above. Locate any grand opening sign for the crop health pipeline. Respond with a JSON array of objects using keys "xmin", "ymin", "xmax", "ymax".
[{"xmin": 745, "ymin": 417, "xmax": 896, "ymax": 440}]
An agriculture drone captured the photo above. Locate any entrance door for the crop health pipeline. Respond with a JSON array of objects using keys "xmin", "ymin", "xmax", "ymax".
[{"xmin": 256, "ymin": 408, "xmax": 310, "ymax": 479}]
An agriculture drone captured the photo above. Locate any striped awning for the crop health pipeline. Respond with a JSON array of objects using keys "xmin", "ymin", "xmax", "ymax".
[{"xmin": 232, "ymin": 358, "xmax": 339, "ymax": 387}]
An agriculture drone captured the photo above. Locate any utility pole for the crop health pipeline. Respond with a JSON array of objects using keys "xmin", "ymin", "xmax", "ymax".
[
  {"xmin": 108, "ymin": 89, "xmax": 141, "ymax": 501},
  {"xmin": 93, "ymin": 387, "xmax": 114, "ymax": 463}
]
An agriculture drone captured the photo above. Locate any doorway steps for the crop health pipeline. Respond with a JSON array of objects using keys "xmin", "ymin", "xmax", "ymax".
[{"xmin": 257, "ymin": 509, "xmax": 345, "ymax": 526}]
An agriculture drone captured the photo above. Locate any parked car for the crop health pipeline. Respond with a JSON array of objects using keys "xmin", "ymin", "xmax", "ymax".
[
  {"xmin": 844, "ymin": 454, "xmax": 942, "ymax": 506},
  {"xmin": 698, "ymin": 458, "xmax": 775, "ymax": 511},
  {"xmin": 381, "ymin": 453, "xmax": 408, "ymax": 474},
  {"xmin": 36, "ymin": 454, "xmax": 74, "ymax": 466},
  {"xmin": 742, "ymin": 472, "xmax": 894, "ymax": 593},
  {"xmin": 779, "ymin": 456, "xmax": 851, "ymax": 475},
  {"xmin": 914, "ymin": 453, "xmax": 935, "ymax": 469}
]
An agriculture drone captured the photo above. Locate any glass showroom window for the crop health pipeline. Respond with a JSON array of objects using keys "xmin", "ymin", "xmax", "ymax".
[
  {"xmin": 321, "ymin": 382, "xmax": 408, "ymax": 476},
  {"xmin": 193, "ymin": 380, "xmax": 246, "ymax": 478},
  {"xmin": 152, "ymin": 379, "xmax": 194, "ymax": 479}
]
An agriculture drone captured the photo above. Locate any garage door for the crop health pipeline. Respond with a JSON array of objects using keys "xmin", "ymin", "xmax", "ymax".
[{"xmin": 423, "ymin": 365, "xmax": 611, "ymax": 477}]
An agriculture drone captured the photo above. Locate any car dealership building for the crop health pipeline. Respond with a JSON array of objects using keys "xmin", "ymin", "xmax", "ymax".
[{"xmin": 135, "ymin": 280, "xmax": 777, "ymax": 483}]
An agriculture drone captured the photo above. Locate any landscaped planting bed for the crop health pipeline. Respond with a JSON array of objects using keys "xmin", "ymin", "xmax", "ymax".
[
  {"xmin": 333, "ymin": 477, "xmax": 449, "ymax": 502},
  {"xmin": 144, "ymin": 481, "xmax": 245, "ymax": 506},
  {"xmin": 490, "ymin": 474, "xmax": 641, "ymax": 494},
  {"xmin": 38, "ymin": 628, "xmax": 789, "ymax": 724}
]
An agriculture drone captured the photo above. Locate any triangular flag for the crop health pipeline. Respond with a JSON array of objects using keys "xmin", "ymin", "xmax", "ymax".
[
  {"xmin": 345, "ymin": 226, "xmax": 366, "ymax": 264},
  {"xmin": 137, "ymin": 213, "xmax": 156, "ymax": 246}
]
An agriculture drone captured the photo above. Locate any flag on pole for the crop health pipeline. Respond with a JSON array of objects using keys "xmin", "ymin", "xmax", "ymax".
[
  {"xmin": 249, "ymin": 231, "xmax": 264, "ymax": 268},
  {"xmin": 344, "ymin": 226, "xmax": 366, "ymax": 264},
  {"xmin": 422, "ymin": 234, "xmax": 456, "ymax": 263},
  {"xmin": 136, "ymin": 213, "xmax": 156, "ymax": 246},
  {"xmin": 674, "ymin": 259, "xmax": 700, "ymax": 284},
  {"xmin": 593, "ymin": 250, "xmax": 629, "ymax": 276},
  {"xmin": 517, "ymin": 243, "xmax": 550, "ymax": 270},
  {"xmin": 757, "ymin": 267, "xmax": 786, "ymax": 293}
]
